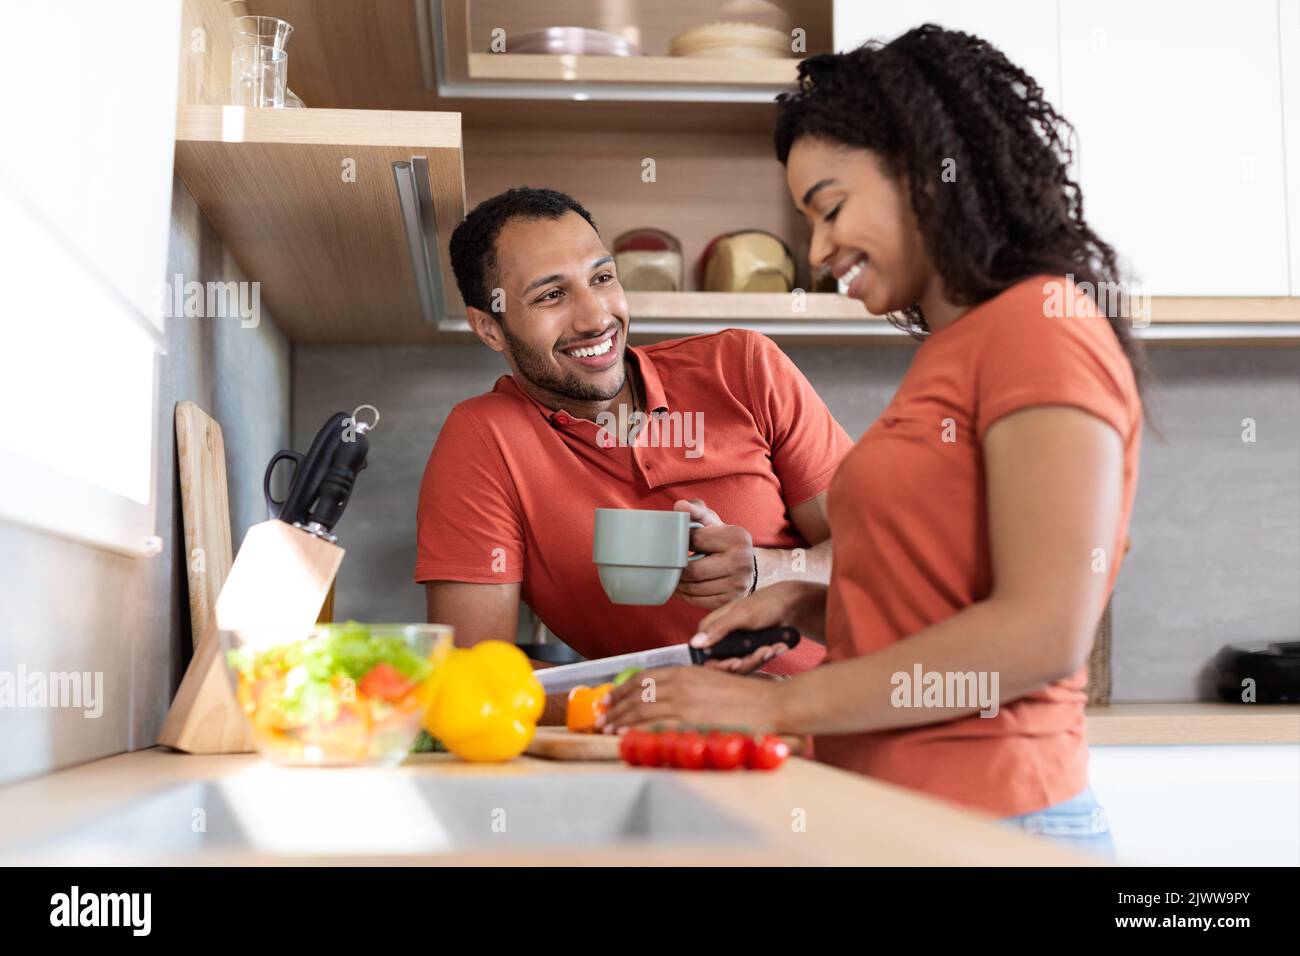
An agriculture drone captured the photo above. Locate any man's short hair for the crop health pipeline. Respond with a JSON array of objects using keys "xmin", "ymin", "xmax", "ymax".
[{"xmin": 449, "ymin": 187, "xmax": 598, "ymax": 315}]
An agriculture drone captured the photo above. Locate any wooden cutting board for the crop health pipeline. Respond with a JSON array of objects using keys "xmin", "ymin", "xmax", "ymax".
[
  {"xmin": 158, "ymin": 401, "xmax": 253, "ymax": 753},
  {"xmin": 525, "ymin": 727, "xmax": 807, "ymax": 761},
  {"xmin": 526, "ymin": 727, "xmax": 622, "ymax": 761},
  {"xmin": 174, "ymin": 400, "xmax": 234, "ymax": 653}
]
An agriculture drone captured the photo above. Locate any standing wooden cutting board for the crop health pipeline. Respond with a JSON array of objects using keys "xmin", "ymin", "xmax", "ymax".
[
  {"xmin": 158, "ymin": 401, "xmax": 252, "ymax": 753},
  {"xmin": 525, "ymin": 727, "xmax": 807, "ymax": 761},
  {"xmin": 174, "ymin": 401, "xmax": 234, "ymax": 651}
]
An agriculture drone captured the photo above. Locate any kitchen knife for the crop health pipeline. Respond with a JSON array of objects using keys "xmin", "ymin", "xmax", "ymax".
[{"xmin": 535, "ymin": 626, "xmax": 800, "ymax": 695}]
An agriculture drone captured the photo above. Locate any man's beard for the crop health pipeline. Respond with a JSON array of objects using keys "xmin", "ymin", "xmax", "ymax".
[{"xmin": 500, "ymin": 320, "xmax": 625, "ymax": 403}]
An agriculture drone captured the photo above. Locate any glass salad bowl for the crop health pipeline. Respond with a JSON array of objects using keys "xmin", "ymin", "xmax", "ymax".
[{"xmin": 221, "ymin": 622, "xmax": 453, "ymax": 767}]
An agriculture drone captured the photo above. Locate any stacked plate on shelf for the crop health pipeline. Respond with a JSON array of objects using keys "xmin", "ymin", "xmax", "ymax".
[
  {"xmin": 669, "ymin": 22, "xmax": 792, "ymax": 59},
  {"xmin": 504, "ymin": 27, "xmax": 642, "ymax": 57},
  {"xmin": 670, "ymin": 0, "xmax": 794, "ymax": 59}
]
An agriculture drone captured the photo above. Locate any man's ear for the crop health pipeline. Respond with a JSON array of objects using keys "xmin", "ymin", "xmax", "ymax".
[{"xmin": 467, "ymin": 306, "xmax": 507, "ymax": 352}]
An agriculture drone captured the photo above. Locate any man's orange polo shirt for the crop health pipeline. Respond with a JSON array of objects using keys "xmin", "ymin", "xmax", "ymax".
[{"xmin": 415, "ymin": 329, "xmax": 852, "ymax": 674}]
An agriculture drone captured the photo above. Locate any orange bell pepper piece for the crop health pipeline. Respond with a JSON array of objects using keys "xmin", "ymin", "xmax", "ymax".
[{"xmin": 566, "ymin": 682, "xmax": 614, "ymax": 733}]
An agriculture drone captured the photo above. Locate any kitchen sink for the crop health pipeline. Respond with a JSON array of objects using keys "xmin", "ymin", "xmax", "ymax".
[{"xmin": 12, "ymin": 766, "xmax": 760, "ymax": 860}]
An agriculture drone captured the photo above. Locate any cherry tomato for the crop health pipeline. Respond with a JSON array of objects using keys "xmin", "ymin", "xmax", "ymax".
[
  {"xmin": 674, "ymin": 731, "xmax": 708, "ymax": 770},
  {"xmin": 656, "ymin": 729, "xmax": 681, "ymax": 768},
  {"xmin": 747, "ymin": 734, "xmax": 791, "ymax": 771},
  {"xmin": 634, "ymin": 730, "xmax": 665, "ymax": 768},
  {"xmin": 619, "ymin": 729, "xmax": 642, "ymax": 766},
  {"xmin": 705, "ymin": 731, "xmax": 747, "ymax": 770}
]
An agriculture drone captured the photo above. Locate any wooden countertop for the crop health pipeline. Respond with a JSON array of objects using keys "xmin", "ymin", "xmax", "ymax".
[
  {"xmin": 7, "ymin": 705, "xmax": 1288, "ymax": 865},
  {"xmin": 1086, "ymin": 702, "xmax": 1300, "ymax": 745},
  {"xmin": 0, "ymin": 748, "xmax": 1094, "ymax": 867}
]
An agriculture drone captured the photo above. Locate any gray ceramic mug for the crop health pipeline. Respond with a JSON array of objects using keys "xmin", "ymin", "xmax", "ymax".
[{"xmin": 593, "ymin": 508, "xmax": 704, "ymax": 605}]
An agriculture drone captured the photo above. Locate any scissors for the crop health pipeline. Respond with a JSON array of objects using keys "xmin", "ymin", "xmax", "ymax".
[{"xmin": 262, "ymin": 406, "xmax": 379, "ymax": 541}]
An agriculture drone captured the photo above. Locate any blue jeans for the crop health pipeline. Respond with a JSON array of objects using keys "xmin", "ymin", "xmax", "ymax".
[{"xmin": 1001, "ymin": 786, "xmax": 1117, "ymax": 860}]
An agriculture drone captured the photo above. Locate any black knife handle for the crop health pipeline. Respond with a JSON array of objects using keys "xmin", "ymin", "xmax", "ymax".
[
  {"xmin": 689, "ymin": 627, "xmax": 800, "ymax": 663},
  {"xmin": 275, "ymin": 411, "xmax": 350, "ymax": 525},
  {"xmin": 305, "ymin": 431, "xmax": 369, "ymax": 533}
]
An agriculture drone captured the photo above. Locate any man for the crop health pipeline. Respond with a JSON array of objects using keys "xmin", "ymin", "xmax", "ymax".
[{"xmin": 416, "ymin": 187, "xmax": 852, "ymax": 720}]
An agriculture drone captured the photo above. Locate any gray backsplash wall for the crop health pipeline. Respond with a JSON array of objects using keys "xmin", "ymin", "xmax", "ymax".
[
  {"xmin": 0, "ymin": 175, "xmax": 291, "ymax": 786},
  {"xmin": 293, "ymin": 341, "xmax": 1300, "ymax": 704}
]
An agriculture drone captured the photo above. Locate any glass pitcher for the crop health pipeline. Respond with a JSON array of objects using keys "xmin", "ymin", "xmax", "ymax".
[{"xmin": 231, "ymin": 15, "xmax": 305, "ymax": 108}]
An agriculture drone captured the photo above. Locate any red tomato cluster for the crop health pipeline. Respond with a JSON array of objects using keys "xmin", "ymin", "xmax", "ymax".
[{"xmin": 618, "ymin": 728, "xmax": 790, "ymax": 771}]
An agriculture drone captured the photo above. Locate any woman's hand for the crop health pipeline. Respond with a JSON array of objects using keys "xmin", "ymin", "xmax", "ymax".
[
  {"xmin": 597, "ymin": 584, "xmax": 825, "ymax": 732},
  {"xmin": 689, "ymin": 581, "xmax": 829, "ymax": 676},
  {"xmin": 597, "ymin": 665, "xmax": 784, "ymax": 733}
]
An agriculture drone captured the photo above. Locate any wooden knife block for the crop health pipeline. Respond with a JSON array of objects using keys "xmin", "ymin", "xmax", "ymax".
[{"xmin": 156, "ymin": 520, "xmax": 344, "ymax": 754}]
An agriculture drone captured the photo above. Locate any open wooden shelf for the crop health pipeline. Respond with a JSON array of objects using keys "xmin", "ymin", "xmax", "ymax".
[
  {"xmin": 614, "ymin": 291, "xmax": 895, "ymax": 346},
  {"xmin": 173, "ymin": 104, "xmax": 467, "ymax": 344},
  {"xmin": 1146, "ymin": 297, "xmax": 1300, "ymax": 322},
  {"xmin": 630, "ymin": 291, "xmax": 1300, "ymax": 323},
  {"xmin": 628, "ymin": 291, "xmax": 866, "ymax": 320},
  {"xmin": 465, "ymin": 52, "xmax": 801, "ymax": 87},
  {"xmin": 618, "ymin": 292, "xmax": 1300, "ymax": 346}
]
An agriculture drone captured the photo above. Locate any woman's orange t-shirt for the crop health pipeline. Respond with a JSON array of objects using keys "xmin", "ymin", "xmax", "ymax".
[{"xmin": 817, "ymin": 275, "xmax": 1143, "ymax": 818}]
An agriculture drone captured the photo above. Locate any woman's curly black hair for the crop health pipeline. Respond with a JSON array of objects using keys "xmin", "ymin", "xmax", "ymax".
[{"xmin": 775, "ymin": 24, "xmax": 1146, "ymax": 396}]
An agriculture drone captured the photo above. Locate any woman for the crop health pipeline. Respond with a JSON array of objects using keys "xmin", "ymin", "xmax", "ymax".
[{"xmin": 599, "ymin": 25, "xmax": 1145, "ymax": 857}]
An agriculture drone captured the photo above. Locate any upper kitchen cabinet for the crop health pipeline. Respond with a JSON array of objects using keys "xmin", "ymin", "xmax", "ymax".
[
  {"xmin": 836, "ymin": 0, "xmax": 1294, "ymax": 298},
  {"xmin": 190, "ymin": 0, "xmax": 1297, "ymax": 342},
  {"xmin": 833, "ymin": 0, "xmax": 1062, "ymax": 109},
  {"xmin": 1059, "ymin": 0, "xmax": 1290, "ymax": 297},
  {"xmin": 3, "ymin": 1, "xmax": 179, "ymax": 336},
  {"xmin": 434, "ymin": 0, "xmax": 829, "ymax": 98},
  {"xmin": 173, "ymin": 105, "xmax": 467, "ymax": 343},
  {"xmin": 245, "ymin": 0, "xmax": 832, "ymax": 131},
  {"xmin": 174, "ymin": 0, "xmax": 468, "ymax": 343}
]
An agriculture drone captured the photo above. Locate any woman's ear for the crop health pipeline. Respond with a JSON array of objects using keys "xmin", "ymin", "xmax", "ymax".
[{"xmin": 467, "ymin": 306, "xmax": 507, "ymax": 353}]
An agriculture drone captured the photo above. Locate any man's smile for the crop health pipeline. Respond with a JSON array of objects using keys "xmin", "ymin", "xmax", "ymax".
[{"xmin": 557, "ymin": 327, "xmax": 621, "ymax": 371}]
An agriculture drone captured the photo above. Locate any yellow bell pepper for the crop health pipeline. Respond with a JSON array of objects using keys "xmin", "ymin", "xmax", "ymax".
[{"xmin": 422, "ymin": 640, "xmax": 544, "ymax": 762}]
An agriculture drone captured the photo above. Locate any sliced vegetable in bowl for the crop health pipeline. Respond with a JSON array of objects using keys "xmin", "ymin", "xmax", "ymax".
[{"xmin": 222, "ymin": 621, "xmax": 453, "ymax": 767}]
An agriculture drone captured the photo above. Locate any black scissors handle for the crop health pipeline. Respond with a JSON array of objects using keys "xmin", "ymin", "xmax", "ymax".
[
  {"xmin": 263, "ymin": 449, "xmax": 304, "ymax": 520},
  {"xmin": 264, "ymin": 411, "xmax": 351, "ymax": 524}
]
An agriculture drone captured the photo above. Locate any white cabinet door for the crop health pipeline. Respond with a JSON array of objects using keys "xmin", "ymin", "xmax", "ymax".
[
  {"xmin": 0, "ymin": 0, "xmax": 177, "ymax": 554},
  {"xmin": 832, "ymin": 1, "xmax": 1062, "ymax": 110},
  {"xmin": 1281, "ymin": 0, "xmax": 1300, "ymax": 294},
  {"xmin": 1089, "ymin": 745, "xmax": 1300, "ymax": 866},
  {"xmin": 0, "ymin": 0, "xmax": 179, "ymax": 329},
  {"xmin": 1060, "ymin": 0, "xmax": 1290, "ymax": 295}
]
